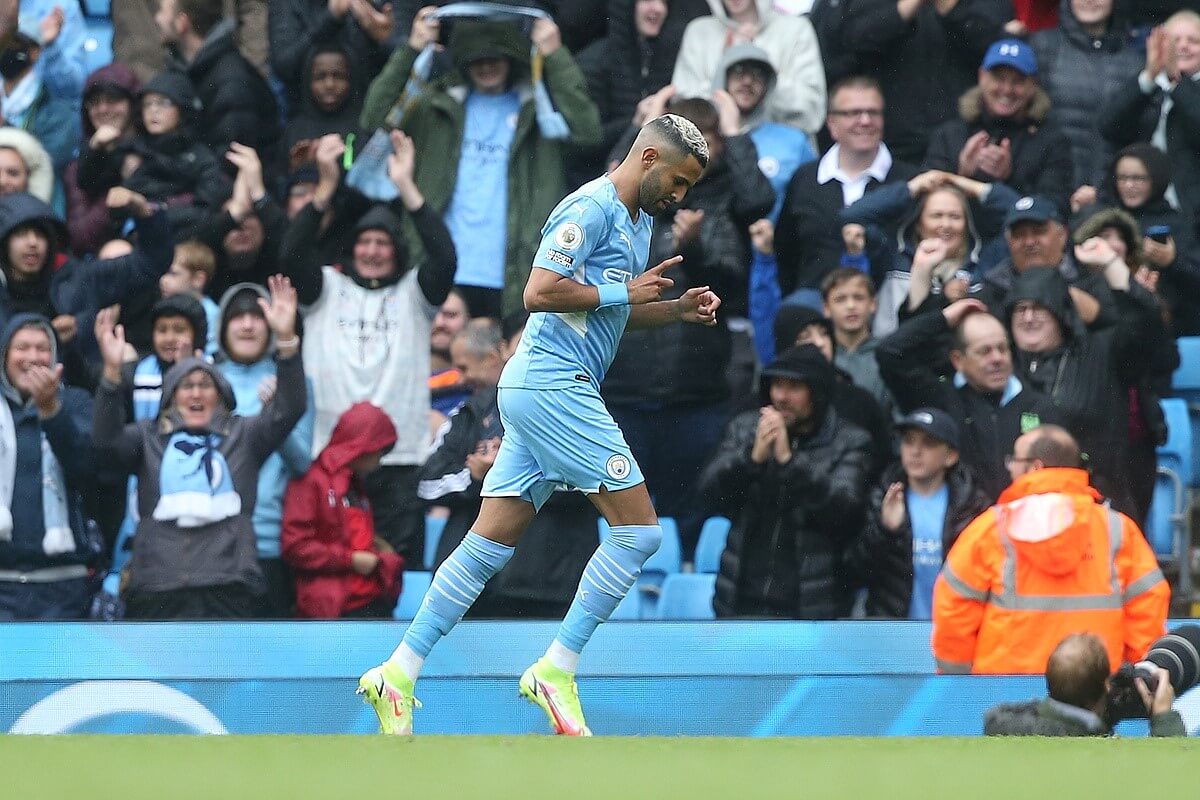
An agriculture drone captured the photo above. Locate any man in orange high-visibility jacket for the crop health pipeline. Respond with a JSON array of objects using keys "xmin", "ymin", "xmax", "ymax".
[{"xmin": 932, "ymin": 425, "xmax": 1169, "ymax": 674}]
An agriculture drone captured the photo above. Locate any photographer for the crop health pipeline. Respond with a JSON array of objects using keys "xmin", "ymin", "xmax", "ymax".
[{"xmin": 985, "ymin": 632, "xmax": 1186, "ymax": 737}]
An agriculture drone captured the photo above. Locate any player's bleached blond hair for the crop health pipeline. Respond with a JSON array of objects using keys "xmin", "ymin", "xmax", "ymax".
[{"xmin": 645, "ymin": 113, "xmax": 710, "ymax": 168}]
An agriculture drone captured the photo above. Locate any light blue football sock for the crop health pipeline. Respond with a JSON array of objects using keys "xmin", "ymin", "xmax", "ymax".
[
  {"xmin": 554, "ymin": 524, "xmax": 662, "ymax": 656},
  {"xmin": 402, "ymin": 531, "xmax": 514, "ymax": 658}
]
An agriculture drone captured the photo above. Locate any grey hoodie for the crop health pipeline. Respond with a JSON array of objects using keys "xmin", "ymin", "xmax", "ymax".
[
  {"xmin": 712, "ymin": 43, "xmax": 777, "ymax": 135},
  {"xmin": 93, "ymin": 353, "xmax": 306, "ymax": 594}
]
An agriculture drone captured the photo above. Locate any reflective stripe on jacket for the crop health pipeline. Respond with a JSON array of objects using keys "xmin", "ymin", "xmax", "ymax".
[{"xmin": 932, "ymin": 468, "xmax": 1169, "ymax": 674}]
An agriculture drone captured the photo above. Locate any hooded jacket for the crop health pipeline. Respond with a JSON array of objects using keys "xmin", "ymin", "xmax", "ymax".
[
  {"xmin": 840, "ymin": 179, "xmax": 1022, "ymax": 337},
  {"xmin": 284, "ymin": 41, "xmax": 364, "ymax": 152},
  {"xmin": 92, "ymin": 352, "xmax": 307, "ymax": 594},
  {"xmin": 0, "ymin": 192, "xmax": 174, "ymax": 365},
  {"xmin": 0, "ymin": 127, "xmax": 54, "ymax": 203},
  {"xmin": 923, "ymin": 87, "xmax": 1075, "ymax": 214},
  {"xmin": 280, "ymin": 193, "xmax": 455, "ymax": 467},
  {"xmin": 1004, "ymin": 267, "xmax": 1158, "ymax": 511},
  {"xmin": 216, "ymin": 283, "xmax": 314, "ymax": 560},
  {"xmin": 1030, "ymin": 0, "xmax": 1143, "ymax": 187},
  {"xmin": 671, "ymin": 0, "xmax": 826, "ymax": 133},
  {"xmin": 0, "ymin": 314, "xmax": 96, "ymax": 573},
  {"xmin": 181, "ymin": 19, "xmax": 281, "ymax": 159},
  {"xmin": 359, "ymin": 20, "xmax": 601, "ymax": 316},
  {"xmin": 65, "ymin": 63, "xmax": 142, "ymax": 255},
  {"xmin": 844, "ymin": 461, "xmax": 990, "ymax": 618},
  {"xmin": 932, "ymin": 468, "xmax": 1169, "ymax": 674},
  {"xmin": 840, "ymin": 0, "xmax": 1009, "ymax": 162},
  {"xmin": 575, "ymin": 0, "xmax": 700, "ymax": 178},
  {"xmin": 281, "ymin": 401, "xmax": 402, "ymax": 618},
  {"xmin": 267, "ymin": 0, "xmax": 391, "ymax": 118},
  {"xmin": 418, "ymin": 385, "xmax": 599, "ymax": 610},
  {"xmin": 702, "ymin": 346, "xmax": 873, "ymax": 619}
]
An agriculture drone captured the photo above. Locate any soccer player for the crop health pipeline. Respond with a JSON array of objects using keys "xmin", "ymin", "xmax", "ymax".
[{"xmin": 358, "ymin": 114, "xmax": 717, "ymax": 736}]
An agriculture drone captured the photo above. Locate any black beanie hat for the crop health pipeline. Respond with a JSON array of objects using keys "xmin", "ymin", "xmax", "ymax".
[
  {"xmin": 773, "ymin": 304, "xmax": 833, "ymax": 356},
  {"xmin": 151, "ymin": 294, "xmax": 207, "ymax": 353},
  {"xmin": 759, "ymin": 344, "xmax": 835, "ymax": 426}
]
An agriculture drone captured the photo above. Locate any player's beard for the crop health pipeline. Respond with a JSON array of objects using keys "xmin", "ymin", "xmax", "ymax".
[{"xmin": 637, "ymin": 168, "xmax": 668, "ymax": 215}]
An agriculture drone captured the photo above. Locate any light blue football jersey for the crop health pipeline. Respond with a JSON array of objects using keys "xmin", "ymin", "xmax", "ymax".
[{"xmin": 499, "ymin": 176, "xmax": 653, "ymax": 390}]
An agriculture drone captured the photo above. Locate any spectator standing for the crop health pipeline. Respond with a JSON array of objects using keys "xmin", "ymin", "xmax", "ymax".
[
  {"xmin": 0, "ymin": 314, "xmax": 97, "ymax": 619},
  {"xmin": 923, "ymin": 39, "xmax": 1075, "ymax": 215},
  {"xmin": 64, "ymin": 64, "xmax": 141, "ymax": 256},
  {"xmin": 93, "ymin": 276, "xmax": 307, "ymax": 619},
  {"xmin": 117, "ymin": 0, "xmax": 269, "ymax": 84},
  {"xmin": 845, "ymin": 408, "xmax": 990, "ymax": 619},
  {"xmin": 0, "ymin": 127, "xmax": 54, "ymax": 203},
  {"xmin": 701, "ymin": 345, "xmax": 872, "ymax": 619},
  {"xmin": 775, "ymin": 77, "xmax": 918, "ymax": 297},
  {"xmin": 1098, "ymin": 13, "xmax": 1200, "ymax": 225},
  {"xmin": 154, "ymin": 0, "xmax": 280, "ymax": 161},
  {"xmin": 418, "ymin": 319, "xmax": 598, "ymax": 618},
  {"xmin": 283, "ymin": 41, "xmax": 364, "ymax": 155},
  {"xmin": 282, "ymin": 401, "xmax": 402, "ymax": 619},
  {"xmin": 1030, "ymin": 0, "xmax": 1143, "ymax": 188},
  {"xmin": 216, "ymin": 283, "xmax": 315, "ymax": 617},
  {"xmin": 361, "ymin": 11, "xmax": 601, "ymax": 319},
  {"xmin": 932, "ymin": 425, "xmax": 1169, "ymax": 674},
  {"xmin": 878, "ymin": 299, "xmax": 1060, "ymax": 500},
  {"xmin": 280, "ymin": 131, "xmax": 455, "ymax": 566},
  {"xmin": 672, "ymin": 0, "xmax": 827, "ymax": 134},
  {"xmin": 840, "ymin": 0, "xmax": 1010, "ymax": 163},
  {"xmin": 268, "ymin": 0, "xmax": 395, "ymax": 117}
]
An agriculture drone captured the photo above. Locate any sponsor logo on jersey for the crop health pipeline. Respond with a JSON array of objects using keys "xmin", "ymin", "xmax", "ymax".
[
  {"xmin": 546, "ymin": 249, "xmax": 574, "ymax": 268},
  {"xmin": 555, "ymin": 222, "xmax": 584, "ymax": 251}
]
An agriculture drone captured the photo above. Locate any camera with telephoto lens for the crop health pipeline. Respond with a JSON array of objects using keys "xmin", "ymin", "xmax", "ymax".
[{"xmin": 1105, "ymin": 624, "xmax": 1200, "ymax": 723}]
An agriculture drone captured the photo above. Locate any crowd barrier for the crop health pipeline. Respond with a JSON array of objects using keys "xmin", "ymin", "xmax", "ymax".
[{"xmin": 3, "ymin": 621, "xmax": 1197, "ymax": 736}]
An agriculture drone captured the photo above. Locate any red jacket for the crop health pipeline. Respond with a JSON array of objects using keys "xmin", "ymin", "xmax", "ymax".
[{"xmin": 282, "ymin": 402, "xmax": 403, "ymax": 618}]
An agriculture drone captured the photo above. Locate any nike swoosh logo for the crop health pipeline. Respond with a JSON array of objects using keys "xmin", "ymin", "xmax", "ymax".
[{"xmin": 377, "ymin": 678, "xmax": 386, "ymax": 698}]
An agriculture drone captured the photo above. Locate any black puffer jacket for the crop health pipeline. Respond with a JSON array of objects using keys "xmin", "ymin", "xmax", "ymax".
[
  {"xmin": 844, "ymin": 461, "xmax": 990, "ymax": 618},
  {"xmin": 923, "ymin": 87, "xmax": 1075, "ymax": 214},
  {"xmin": 1005, "ymin": 267, "xmax": 1158, "ymax": 514},
  {"xmin": 840, "ymin": 0, "xmax": 1009, "ymax": 162},
  {"xmin": 702, "ymin": 408, "xmax": 872, "ymax": 620},
  {"xmin": 181, "ymin": 21, "xmax": 280, "ymax": 161},
  {"xmin": 1030, "ymin": 0, "xmax": 1143, "ymax": 187}
]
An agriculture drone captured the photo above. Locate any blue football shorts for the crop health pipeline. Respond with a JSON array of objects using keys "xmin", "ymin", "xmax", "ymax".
[{"xmin": 481, "ymin": 383, "xmax": 645, "ymax": 511}]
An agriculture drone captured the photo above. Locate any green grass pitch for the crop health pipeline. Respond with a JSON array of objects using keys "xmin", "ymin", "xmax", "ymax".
[{"xmin": 2, "ymin": 736, "xmax": 1197, "ymax": 800}]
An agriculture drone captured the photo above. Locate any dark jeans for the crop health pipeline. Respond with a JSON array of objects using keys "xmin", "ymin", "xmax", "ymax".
[
  {"xmin": 364, "ymin": 465, "xmax": 425, "ymax": 567},
  {"xmin": 0, "ymin": 576, "xmax": 94, "ymax": 620},
  {"xmin": 125, "ymin": 583, "xmax": 265, "ymax": 620},
  {"xmin": 609, "ymin": 401, "xmax": 731, "ymax": 559},
  {"xmin": 258, "ymin": 558, "xmax": 295, "ymax": 619}
]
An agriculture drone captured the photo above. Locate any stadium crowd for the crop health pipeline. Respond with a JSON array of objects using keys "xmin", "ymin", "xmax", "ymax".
[{"xmin": 0, "ymin": 0, "xmax": 1195, "ymax": 639}]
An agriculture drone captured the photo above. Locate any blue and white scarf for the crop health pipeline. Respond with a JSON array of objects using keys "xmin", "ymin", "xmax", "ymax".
[
  {"xmin": 152, "ymin": 431, "xmax": 241, "ymax": 528},
  {"xmin": 0, "ymin": 397, "xmax": 73, "ymax": 554}
]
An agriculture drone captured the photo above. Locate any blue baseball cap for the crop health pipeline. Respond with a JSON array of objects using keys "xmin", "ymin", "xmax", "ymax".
[
  {"xmin": 1004, "ymin": 195, "xmax": 1061, "ymax": 230},
  {"xmin": 982, "ymin": 39, "xmax": 1038, "ymax": 77}
]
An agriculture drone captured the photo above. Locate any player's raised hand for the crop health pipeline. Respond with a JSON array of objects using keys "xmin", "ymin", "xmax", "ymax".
[
  {"xmin": 678, "ymin": 286, "xmax": 721, "ymax": 326},
  {"xmin": 627, "ymin": 256, "xmax": 678, "ymax": 305}
]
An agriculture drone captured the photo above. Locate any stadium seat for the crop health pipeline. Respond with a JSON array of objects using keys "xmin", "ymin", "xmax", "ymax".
[
  {"xmin": 424, "ymin": 515, "xmax": 446, "ymax": 570},
  {"xmin": 694, "ymin": 517, "xmax": 730, "ymax": 574},
  {"xmin": 1146, "ymin": 399, "xmax": 1193, "ymax": 600},
  {"xmin": 1169, "ymin": 341, "xmax": 1200, "ymax": 486},
  {"xmin": 598, "ymin": 517, "xmax": 681, "ymax": 617},
  {"xmin": 393, "ymin": 571, "xmax": 432, "ymax": 620},
  {"xmin": 82, "ymin": 19, "xmax": 113, "ymax": 77},
  {"xmin": 609, "ymin": 586, "xmax": 641, "ymax": 620},
  {"xmin": 657, "ymin": 573, "xmax": 717, "ymax": 620}
]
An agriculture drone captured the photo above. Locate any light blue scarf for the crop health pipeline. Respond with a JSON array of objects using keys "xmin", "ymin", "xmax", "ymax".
[{"xmin": 153, "ymin": 431, "xmax": 241, "ymax": 528}]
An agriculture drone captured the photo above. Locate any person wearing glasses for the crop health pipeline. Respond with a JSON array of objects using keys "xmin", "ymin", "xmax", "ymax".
[
  {"xmin": 775, "ymin": 76, "xmax": 918, "ymax": 297},
  {"xmin": 932, "ymin": 424, "xmax": 1169, "ymax": 676},
  {"xmin": 923, "ymin": 39, "xmax": 1075, "ymax": 218}
]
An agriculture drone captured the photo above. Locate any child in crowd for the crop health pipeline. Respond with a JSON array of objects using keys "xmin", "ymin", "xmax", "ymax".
[
  {"xmin": 282, "ymin": 402, "xmax": 402, "ymax": 619},
  {"xmin": 845, "ymin": 408, "xmax": 989, "ymax": 619},
  {"xmin": 821, "ymin": 268, "xmax": 892, "ymax": 418},
  {"xmin": 159, "ymin": 239, "xmax": 220, "ymax": 357}
]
